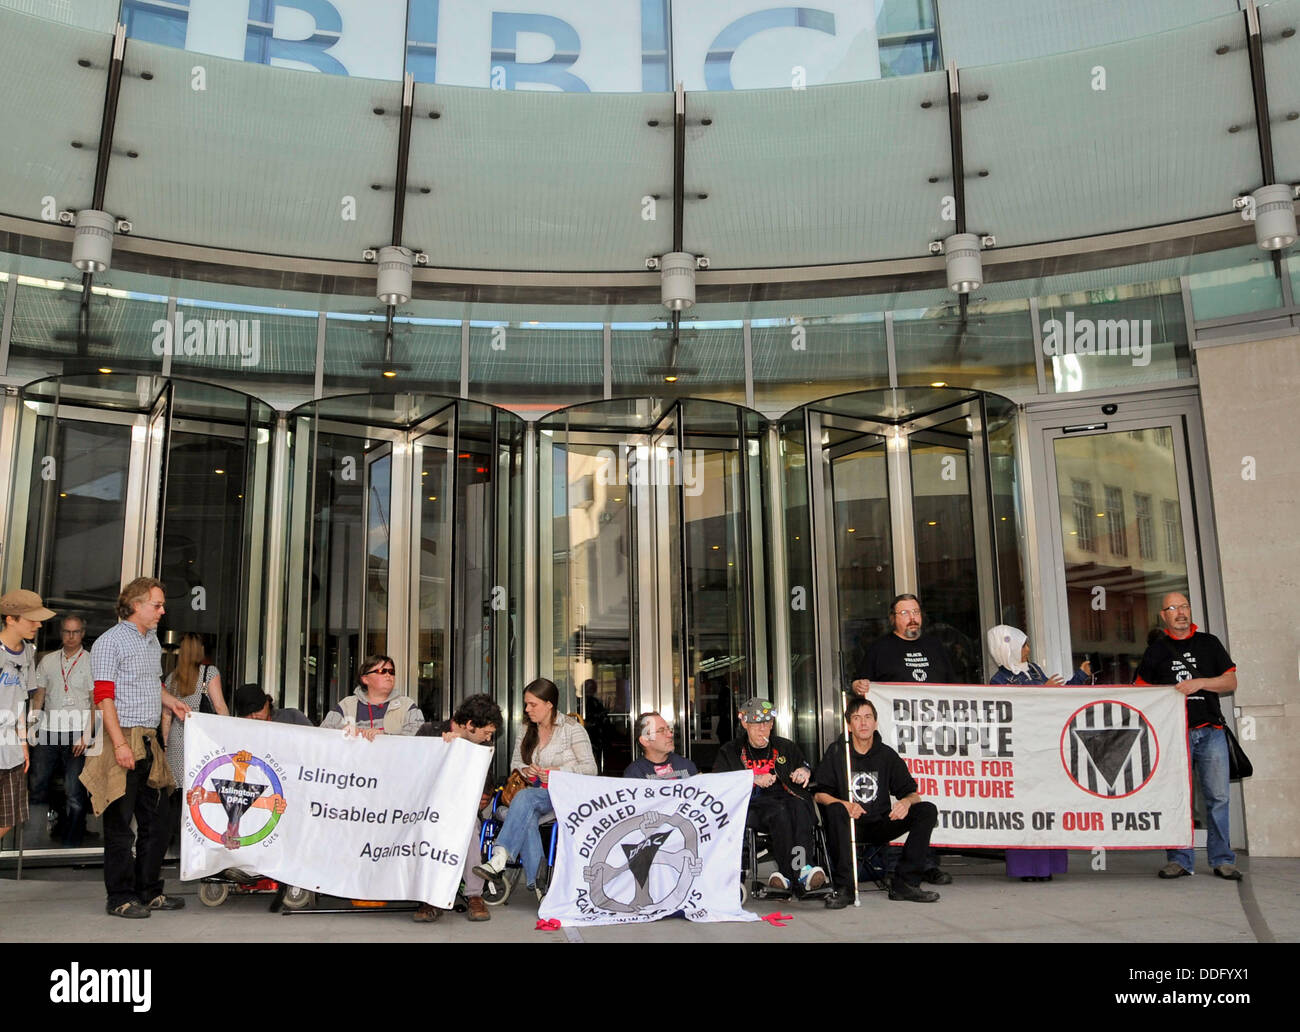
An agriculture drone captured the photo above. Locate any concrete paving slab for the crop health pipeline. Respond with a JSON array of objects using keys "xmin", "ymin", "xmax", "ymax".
[{"xmin": 3, "ymin": 849, "xmax": 1294, "ymax": 943}]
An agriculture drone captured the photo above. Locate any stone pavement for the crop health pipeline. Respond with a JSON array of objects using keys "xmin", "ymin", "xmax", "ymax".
[{"xmin": 4, "ymin": 850, "xmax": 1295, "ymax": 943}]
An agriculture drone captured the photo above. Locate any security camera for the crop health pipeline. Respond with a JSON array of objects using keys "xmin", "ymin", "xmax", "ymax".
[{"xmin": 1101, "ymin": 403, "xmax": 1118, "ymax": 415}]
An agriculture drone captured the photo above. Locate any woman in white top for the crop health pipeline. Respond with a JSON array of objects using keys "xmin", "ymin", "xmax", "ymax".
[
  {"xmin": 474, "ymin": 678, "xmax": 596, "ymax": 897},
  {"xmin": 162, "ymin": 632, "xmax": 227, "ymax": 785}
]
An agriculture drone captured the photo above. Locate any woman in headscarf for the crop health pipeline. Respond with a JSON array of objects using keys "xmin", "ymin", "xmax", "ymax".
[{"xmin": 986, "ymin": 624, "xmax": 1091, "ymax": 881}]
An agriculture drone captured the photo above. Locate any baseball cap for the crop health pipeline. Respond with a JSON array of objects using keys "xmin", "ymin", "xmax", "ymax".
[
  {"xmin": 0, "ymin": 589, "xmax": 55, "ymax": 621},
  {"xmin": 738, "ymin": 697, "xmax": 775, "ymax": 723}
]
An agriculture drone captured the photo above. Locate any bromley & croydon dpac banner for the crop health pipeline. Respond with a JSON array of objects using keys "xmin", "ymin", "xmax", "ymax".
[
  {"xmin": 538, "ymin": 770, "xmax": 759, "ymax": 926},
  {"xmin": 866, "ymin": 683, "xmax": 1192, "ymax": 849},
  {"xmin": 179, "ymin": 714, "xmax": 490, "ymax": 908}
]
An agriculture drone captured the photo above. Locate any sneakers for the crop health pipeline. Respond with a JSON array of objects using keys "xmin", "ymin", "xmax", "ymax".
[
  {"xmin": 146, "ymin": 894, "xmax": 186, "ymax": 911},
  {"xmin": 465, "ymin": 895, "xmax": 491, "ymax": 921},
  {"xmin": 472, "ymin": 847, "xmax": 509, "ymax": 887},
  {"xmin": 412, "ymin": 902, "xmax": 443, "ymax": 923},
  {"xmin": 798, "ymin": 865, "xmax": 828, "ymax": 892},
  {"xmin": 1213, "ymin": 864, "xmax": 1243, "ymax": 881},
  {"xmin": 107, "ymin": 901, "xmax": 150, "ymax": 919},
  {"xmin": 921, "ymin": 867, "xmax": 953, "ymax": 885},
  {"xmin": 767, "ymin": 871, "xmax": 790, "ymax": 891},
  {"xmin": 888, "ymin": 877, "xmax": 940, "ymax": 903},
  {"xmin": 1158, "ymin": 862, "xmax": 1192, "ymax": 879}
]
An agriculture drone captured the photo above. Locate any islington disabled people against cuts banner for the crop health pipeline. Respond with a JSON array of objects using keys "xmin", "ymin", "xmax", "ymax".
[
  {"xmin": 539, "ymin": 770, "xmax": 758, "ymax": 926},
  {"xmin": 180, "ymin": 714, "xmax": 490, "ymax": 908},
  {"xmin": 866, "ymin": 683, "xmax": 1192, "ymax": 849}
]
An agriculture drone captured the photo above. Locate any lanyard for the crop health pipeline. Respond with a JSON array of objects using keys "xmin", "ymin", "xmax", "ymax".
[{"xmin": 61, "ymin": 649, "xmax": 83, "ymax": 694}]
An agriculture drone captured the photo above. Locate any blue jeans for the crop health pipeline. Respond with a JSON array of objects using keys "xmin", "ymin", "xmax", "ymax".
[
  {"xmin": 28, "ymin": 743, "xmax": 89, "ymax": 846},
  {"xmin": 495, "ymin": 787, "xmax": 553, "ymax": 888},
  {"xmin": 1168, "ymin": 726, "xmax": 1234, "ymax": 871}
]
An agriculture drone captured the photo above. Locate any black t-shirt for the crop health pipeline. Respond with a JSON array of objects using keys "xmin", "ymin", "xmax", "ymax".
[
  {"xmin": 814, "ymin": 734, "xmax": 917, "ymax": 823},
  {"xmin": 860, "ymin": 632, "xmax": 958, "ymax": 684},
  {"xmin": 623, "ymin": 753, "xmax": 699, "ymax": 780},
  {"xmin": 1135, "ymin": 628, "xmax": 1235, "ymax": 728}
]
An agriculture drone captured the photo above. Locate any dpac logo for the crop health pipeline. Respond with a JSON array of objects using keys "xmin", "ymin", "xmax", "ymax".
[
  {"xmin": 186, "ymin": 749, "xmax": 287, "ymax": 849},
  {"xmin": 1060, "ymin": 701, "xmax": 1159, "ymax": 799},
  {"xmin": 582, "ymin": 811, "xmax": 703, "ymax": 915}
]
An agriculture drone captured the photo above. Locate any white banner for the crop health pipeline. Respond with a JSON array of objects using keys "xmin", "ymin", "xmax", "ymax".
[
  {"xmin": 179, "ymin": 714, "xmax": 491, "ymax": 909},
  {"xmin": 538, "ymin": 770, "xmax": 759, "ymax": 926},
  {"xmin": 867, "ymin": 683, "xmax": 1192, "ymax": 849}
]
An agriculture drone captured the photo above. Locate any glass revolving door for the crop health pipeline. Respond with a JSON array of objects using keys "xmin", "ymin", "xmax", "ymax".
[
  {"xmin": 784, "ymin": 387, "xmax": 1026, "ymax": 753},
  {"xmin": 2, "ymin": 373, "xmax": 274, "ymax": 857},
  {"xmin": 537, "ymin": 397, "xmax": 768, "ymax": 773},
  {"xmin": 285, "ymin": 394, "xmax": 523, "ymax": 757}
]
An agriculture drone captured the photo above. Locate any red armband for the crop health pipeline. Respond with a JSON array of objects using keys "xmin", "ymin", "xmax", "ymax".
[{"xmin": 94, "ymin": 680, "xmax": 116, "ymax": 703}]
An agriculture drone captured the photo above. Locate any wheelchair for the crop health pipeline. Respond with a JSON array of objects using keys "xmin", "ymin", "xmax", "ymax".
[
  {"xmin": 477, "ymin": 786, "xmax": 559, "ymax": 906},
  {"xmin": 739, "ymin": 802, "xmax": 835, "ymax": 903}
]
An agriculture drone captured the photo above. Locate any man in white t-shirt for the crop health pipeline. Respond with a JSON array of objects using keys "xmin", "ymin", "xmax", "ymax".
[{"xmin": 30, "ymin": 613, "xmax": 94, "ymax": 846}]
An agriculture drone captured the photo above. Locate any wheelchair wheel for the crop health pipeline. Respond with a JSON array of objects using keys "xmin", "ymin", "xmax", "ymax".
[
  {"xmin": 198, "ymin": 882, "xmax": 230, "ymax": 908},
  {"xmin": 739, "ymin": 881, "xmax": 749, "ymax": 905},
  {"xmin": 280, "ymin": 885, "xmax": 316, "ymax": 911},
  {"xmin": 482, "ymin": 870, "xmax": 513, "ymax": 906}
]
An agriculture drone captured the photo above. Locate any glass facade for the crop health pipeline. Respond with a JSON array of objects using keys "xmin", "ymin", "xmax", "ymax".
[{"xmin": 1, "ymin": 3, "xmax": 1289, "ymax": 865}]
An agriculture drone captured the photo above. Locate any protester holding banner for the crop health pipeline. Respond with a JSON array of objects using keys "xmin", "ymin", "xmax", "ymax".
[
  {"xmin": 413, "ymin": 693, "xmax": 503, "ymax": 922},
  {"xmin": 713, "ymin": 697, "xmax": 829, "ymax": 896},
  {"xmin": 624, "ymin": 712, "xmax": 698, "ymax": 780},
  {"xmin": 813, "ymin": 696, "xmax": 942, "ymax": 904},
  {"xmin": 474, "ymin": 678, "xmax": 596, "ymax": 899},
  {"xmin": 850, "ymin": 594, "xmax": 957, "ymax": 885},
  {"xmin": 319, "ymin": 655, "xmax": 423, "ymax": 738},
  {"xmin": 985, "ymin": 624, "xmax": 1091, "ymax": 881},
  {"xmin": 1135, "ymin": 592, "xmax": 1241, "ymax": 882}
]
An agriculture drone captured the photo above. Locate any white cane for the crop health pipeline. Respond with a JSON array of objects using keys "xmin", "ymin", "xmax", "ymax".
[{"xmin": 842, "ymin": 690, "xmax": 861, "ymax": 907}]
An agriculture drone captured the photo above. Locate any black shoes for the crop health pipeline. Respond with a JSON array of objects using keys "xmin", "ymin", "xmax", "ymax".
[
  {"xmin": 824, "ymin": 890, "xmax": 852, "ymax": 910},
  {"xmin": 889, "ymin": 877, "xmax": 940, "ymax": 903},
  {"xmin": 146, "ymin": 894, "xmax": 186, "ymax": 910},
  {"xmin": 107, "ymin": 901, "xmax": 150, "ymax": 919},
  {"xmin": 921, "ymin": 867, "xmax": 953, "ymax": 885}
]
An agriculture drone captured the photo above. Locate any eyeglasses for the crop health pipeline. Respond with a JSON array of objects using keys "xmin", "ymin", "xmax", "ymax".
[
  {"xmin": 366, "ymin": 666, "xmax": 396, "ymax": 676},
  {"xmin": 143, "ymin": 602, "xmax": 165, "ymax": 610},
  {"xmin": 1161, "ymin": 604, "xmax": 1192, "ymax": 614}
]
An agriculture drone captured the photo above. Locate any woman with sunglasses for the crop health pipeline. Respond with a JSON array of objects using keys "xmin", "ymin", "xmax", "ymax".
[{"xmin": 320, "ymin": 655, "xmax": 424, "ymax": 739}]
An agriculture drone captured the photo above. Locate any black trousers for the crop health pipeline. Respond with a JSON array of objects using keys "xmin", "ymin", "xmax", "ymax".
[
  {"xmin": 822, "ymin": 800, "xmax": 938, "ymax": 888},
  {"xmin": 746, "ymin": 790, "xmax": 817, "ymax": 881},
  {"xmin": 102, "ymin": 740, "xmax": 172, "ymax": 908}
]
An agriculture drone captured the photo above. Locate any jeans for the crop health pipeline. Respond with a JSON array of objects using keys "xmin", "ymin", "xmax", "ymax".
[
  {"xmin": 28, "ymin": 743, "xmax": 89, "ymax": 846},
  {"xmin": 1168, "ymin": 725, "xmax": 1234, "ymax": 871},
  {"xmin": 496, "ymin": 787, "xmax": 553, "ymax": 888},
  {"xmin": 102, "ymin": 742, "xmax": 172, "ymax": 908}
]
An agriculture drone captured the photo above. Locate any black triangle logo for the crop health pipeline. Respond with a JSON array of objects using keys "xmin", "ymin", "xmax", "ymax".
[
  {"xmin": 1074, "ymin": 729, "xmax": 1141, "ymax": 786},
  {"xmin": 621, "ymin": 831, "xmax": 672, "ymax": 888},
  {"xmin": 212, "ymin": 778, "xmax": 267, "ymax": 824}
]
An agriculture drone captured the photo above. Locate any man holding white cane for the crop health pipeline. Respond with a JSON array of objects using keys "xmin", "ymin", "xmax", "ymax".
[{"xmin": 813, "ymin": 696, "xmax": 941, "ymax": 904}]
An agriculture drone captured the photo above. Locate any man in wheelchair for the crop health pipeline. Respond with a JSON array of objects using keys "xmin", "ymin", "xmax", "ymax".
[
  {"xmin": 813, "ymin": 696, "xmax": 942, "ymax": 903},
  {"xmin": 713, "ymin": 697, "xmax": 829, "ymax": 897}
]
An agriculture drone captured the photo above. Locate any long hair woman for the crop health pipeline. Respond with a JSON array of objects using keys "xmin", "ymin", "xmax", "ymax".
[
  {"xmin": 473, "ymin": 678, "xmax": 597, "ymax": 899},
  {"xmin": 161, "ymin": 632, "xmax": 226, "ymax": 785}
]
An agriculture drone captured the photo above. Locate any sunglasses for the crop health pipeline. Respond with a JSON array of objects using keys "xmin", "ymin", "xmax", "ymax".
[{"xmin": 366, "ymin": 666, "xmax": 396, "ymax": 676}]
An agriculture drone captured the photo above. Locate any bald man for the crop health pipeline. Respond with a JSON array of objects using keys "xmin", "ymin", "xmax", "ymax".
[{"xmin": 1135, "ymin": 592, "xmax": 1240, "ymax": 881}]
